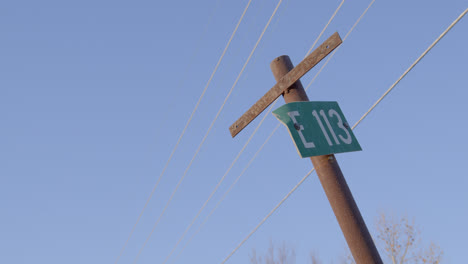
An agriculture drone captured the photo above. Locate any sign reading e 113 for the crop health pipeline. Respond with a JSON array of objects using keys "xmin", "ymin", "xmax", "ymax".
[{"xmin": 273, "ymin": 101, "xmax": 361, "ymax": 158}]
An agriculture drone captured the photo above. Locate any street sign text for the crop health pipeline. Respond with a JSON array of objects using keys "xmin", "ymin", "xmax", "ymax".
[{"xmin": 273, "ymin": 101, "xmax": 361, "ymax": 157}]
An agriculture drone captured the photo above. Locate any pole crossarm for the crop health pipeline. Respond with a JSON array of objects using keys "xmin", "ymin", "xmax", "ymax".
[{"xmin": 229, "ymin": 32, "xmax": 342, "ymax": 137}]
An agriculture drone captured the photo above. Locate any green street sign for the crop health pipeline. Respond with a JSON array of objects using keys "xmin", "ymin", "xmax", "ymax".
[{"xmin": 273, "ymin": 101, "xmax": 361, "ymax": 158}]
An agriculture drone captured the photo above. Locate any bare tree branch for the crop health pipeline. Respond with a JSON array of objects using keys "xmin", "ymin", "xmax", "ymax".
[
  {"xmin": 375, "ymin": 213, "xmax": 442, "ymax": 264},
  {"xmin": 250, "ymin": 241, "xmax": 295, "ymax": 264},
  {"xmin": 251, "ymin": 213, "xmax": 442, "ymax": 264},
  {"xmin": 309, "ymin": 251, "xmax": 322, "ymax": 264}
]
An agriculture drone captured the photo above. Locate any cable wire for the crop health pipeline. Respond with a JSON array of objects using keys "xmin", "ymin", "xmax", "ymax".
[
  {"xmin": 220, "ymin": 168, "xmax": 315, "ymax": 264},
  {"xmin": 220, "ymin": 7, "xmax": 468, "ymax": 263},
  {"xmin": 169, "ymin": 111, "xmax": 280, "ymax": 264},
  {"xmin": 170, "ymin": 122, "xmax": 280, "ymax": 264},
  {"xmin": 132, "ymin": 1, "xmax": 285, "ymax": 263},
  {"xmin": 306, "ymin": 0, "xmax": 346, "ymax": 56},
  {"xmin": 162, "ymin": 102, "xmax": 278, "ymax": 264},
  {"xmin": 113, "ymin": 1, "xmax": 254, "ymax": 263},
  {"xmin": 163, "ymin": 1, "xmax": 347, "ymax": 262},
  {"xmin": 174, "ymin": 0, "xmax": 375, "ymax": 260},
  {"xmin": 304, "ymin": 0, "xmax": 375, "ymax": 91},
  {"xmin": 150, "ymin": 0, "xmax": 223, "ymax": 146},
  {"xmin": 351, "ymin": 7, "xmax": 468, "ymax": 130}
]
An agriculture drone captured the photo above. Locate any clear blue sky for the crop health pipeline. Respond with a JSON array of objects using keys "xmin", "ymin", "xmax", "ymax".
[{"xmin": 1, "ymin": 0, "xmax": 467, "ymax": 263}]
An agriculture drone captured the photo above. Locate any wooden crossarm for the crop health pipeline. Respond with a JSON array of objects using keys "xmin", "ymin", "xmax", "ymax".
[{"xmin": 229, "ymin": 32, "xmax": 342, "ymax": 138}]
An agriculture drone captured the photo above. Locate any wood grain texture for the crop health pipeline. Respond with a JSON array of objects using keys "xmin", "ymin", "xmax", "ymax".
[{"xmin": 229, "ymin": 32, "xmax": 342, "ymax": 138}]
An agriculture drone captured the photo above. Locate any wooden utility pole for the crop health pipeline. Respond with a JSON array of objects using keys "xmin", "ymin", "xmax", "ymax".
[
  {"xmin": 229, "ymin": 33, "xmax": 383, "ymax": 264},
  {"xmin": 270, "ymin": 55, "xmax": 382, "ymax": 264}
]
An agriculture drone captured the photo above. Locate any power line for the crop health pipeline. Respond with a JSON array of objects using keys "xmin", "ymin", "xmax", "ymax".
[
  {"xmin": 161, "ymin": 101, "xmax": 279, "ymax": 264},
  {"xmin": 150, "ymin": 0, "xmax": 224, "ymax": 146},
  {"xmin": 306, "ymin": 0, "xmax": 346, "ymax": 56},
  {"xmin": 220, "ymin": 168, "xmax": 315, "ymax": 264},
  {"xmin": 113, "ymin": 1, "xmax": 254, "ymax": 263},
  {"xmin": 173, "ymin": 0, "xmax": 375, "ymax": 261},
  {"xmin": 352, "ymin": 7, "xmax": 468, "ymax": 130},
  {"xmin": 169, "ymin": 106, "xmax": 279, "ymax": 264},
  {"xmin": 304, "ymin": 0, "xmax": 375, "ymax": 91},
  {"xmin": 162, "ymin": 1, "xmax": 347, "ymax": 262},
  {"xmin": 220, "ymin": 7, "xmax": 467, "ymax": 263},
  {"xmin": 171, "ymin": 120, "xmax": 279, "ymax": 264},
  {"xmin": 132, "ymin": 1, "xmax": 285, "ymax": 263}
]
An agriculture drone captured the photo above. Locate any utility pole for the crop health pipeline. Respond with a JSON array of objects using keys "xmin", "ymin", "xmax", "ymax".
[
  {"xmin": 271, "ymin": 55, "xmax": 382, "ymax": 264},
  {"xmin": 229, "ymin": 33, "xmax": 382, "ymax": 264}
]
